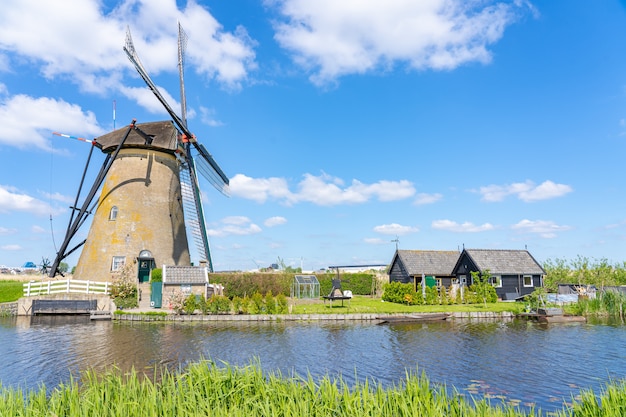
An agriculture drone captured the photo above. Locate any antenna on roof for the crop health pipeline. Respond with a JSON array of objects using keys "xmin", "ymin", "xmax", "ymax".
[{"xmin": 391, "ymin": 235, "xmax": 399, "ymax": 251}]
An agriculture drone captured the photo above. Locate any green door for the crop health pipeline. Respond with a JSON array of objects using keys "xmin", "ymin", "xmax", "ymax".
[{"xmin": 138, "ymin": 259, "xmax": 152, "ymax": 283}]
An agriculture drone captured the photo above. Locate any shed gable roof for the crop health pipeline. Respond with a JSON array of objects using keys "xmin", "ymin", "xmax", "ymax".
[
  {"xmin": 395, "ymin": 250, "xmax": 459, "ymax": 276},
  {"xmin": 463, "ymin": 249, "xmax": 545, "ymax": 275}
]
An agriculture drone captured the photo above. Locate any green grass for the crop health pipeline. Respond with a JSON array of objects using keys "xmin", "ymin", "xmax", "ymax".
[
  {"xmin": 0, "ymin": 281, "xmax": 24, "ymax": 303},
  {"xmin": 1, "ymin": 359, "xmax": 623, "ymax": 416},
  {"xmin": 290, "ymin": 295, "xmax": 523, "ymax": 315}
]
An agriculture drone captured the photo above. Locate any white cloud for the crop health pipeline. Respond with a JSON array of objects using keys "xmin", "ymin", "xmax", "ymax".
[
  {"xmin": 373, "ymin": 223, "xmax": 419, "ymax": 235},
  {"xmin": 231, "ymin": 172, "xmax": 415, "ymax": 206},
  {"xmin": 0, "ymin": 185, "xmax": 60, "ymax": 216},
  {"xmin": 432, "ymin": 219, "xmax": 495, "ymax": 233},
  {"xmin": 0, "ymin": 227, "xmax": 17, "ymax": 235},
  {"xmin": 208, "ymin": 216, "xmax": 262, "ymax": 237},
  {"xmin": 479, "ymin": 180, "xmax": 572, "ymax": 202},
  {"xmin": 264, "ymin": 216, "xmax": 287, "ymax": 227},
  {"xmin": 0, "ymin": 0, "xmax": 256, "ymax": 109},
  {"xmin": 413, "ymin": 192, "xmax": 442, "ymax": 206},
  {"xmin": 0, "ymin": 244, "xmax": 22, "ymax": 251},
  {"xmin": 230, "ymin": 174, "xmax": 293, "ymax": 203},
  {"xmin": 271, "ymin": 0, "xmax": 528, "ymax": 85},
  {"xmin": 0, "ymin": 94, "xmax": 105, "ymax": 151},
  {"xmin": 31, "ymin": 225, "xmax": 47, "ymax": 234},
  {"xmin": 364, "ymin": 237, "xmax": 388, "ymax": 245},
  {"xmin": 511, "ymin": 219, "xmax": 572, "ymax": 238}
]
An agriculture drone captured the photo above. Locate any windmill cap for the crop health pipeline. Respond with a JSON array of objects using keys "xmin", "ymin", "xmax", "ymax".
[{"xmin": 95, "ymin": 120, "xmax": 179, "ymax": 153}]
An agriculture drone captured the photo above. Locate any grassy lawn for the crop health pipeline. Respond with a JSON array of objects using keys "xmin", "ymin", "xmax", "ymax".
[
  {"xmin": 0, "ymin": 280, "xmax": 24, "ymax": 303},
  {"xmin": 290, "ymin": 295, "xmax": 524, "ymax": 315}
]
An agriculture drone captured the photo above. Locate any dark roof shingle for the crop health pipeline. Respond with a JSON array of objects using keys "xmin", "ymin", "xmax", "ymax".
[
  {"xmin": 464, "ymin": 249, "xmax": 545, "ymax": 275},
  {"xmin": 396, "ymin": 250, "xmax": 459, "ymax": 276}
]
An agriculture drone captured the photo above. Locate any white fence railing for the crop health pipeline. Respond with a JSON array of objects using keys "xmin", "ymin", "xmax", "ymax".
[{"xmin": 23, "ymin": 279, "xmax": 111, "ymax": 296}]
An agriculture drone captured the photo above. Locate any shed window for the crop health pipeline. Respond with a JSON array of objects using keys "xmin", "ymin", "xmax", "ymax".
[
  {"xmin": 523, "ymin": 275, "xmax": 533, "ymax": 287},
  {"xmin": 111, "ymin": 256, "xmax": 125, "ymax": 272},
  {"xmin": 436, "ymin": 278, "xmax": 442, "ymax": 288},
  {"xmin": 490, "ymin": 275, "xmax": 502, "ymax": 288},
  {"xmin": 109, "ymin": 206, "xmax": 118, "ymax": 221}
]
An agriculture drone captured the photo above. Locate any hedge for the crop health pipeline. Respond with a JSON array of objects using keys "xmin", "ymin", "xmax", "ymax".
[{"xmin": 208, "ymin": 272, "xmax": 375, "ymax": 299}]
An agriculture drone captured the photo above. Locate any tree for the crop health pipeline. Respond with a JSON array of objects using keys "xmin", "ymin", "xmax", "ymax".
[
  {"xmin": 58, "ymin": 262, "xmax": 69, "ymax": 274},
  {"xmin": 470, "ymin": 269, "xmax": 497, "ymax": 306}
]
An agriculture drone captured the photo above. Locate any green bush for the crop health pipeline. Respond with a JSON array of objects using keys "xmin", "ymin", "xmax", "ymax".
[
  {"xmin": 207, "ymin": 295, "xmax": 231, "ymax": 314},
  {"xmin": 150, "ymin": 268, "xmax": 162, "ymax": 282},
  {"xmin": 382, "ymin": 282, "xmax": 419, "ymax": 304},
  {"xmin": 276, "ymin": 293, "xmax": 288, "ymax": 314},
  {"xmin": 250, "ymin": 292, "xmax": 264, "ymax": 314},
  {"xmin": 265, "ymin": 291, "xmax": 276, "ymax": 314},
  {"xmin": 183, "ymin": 294, "xmax": 198, "ymax": 315},
  {"xmin": 208, "ymin": 273, "xmax": 292, "ymax": 298},
  {"xmin": 319, "ymin": 273, "xmax": 375, "ymax": 296}
]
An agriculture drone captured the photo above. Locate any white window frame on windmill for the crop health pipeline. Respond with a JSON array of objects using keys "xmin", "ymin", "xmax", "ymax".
[
  {"xmin": 111, "ymin": 256, "xmax": 126, "ymax": 272},
  {"xmin": 109, "ymin": 206, "xmax": 118, "ymax": 221}
]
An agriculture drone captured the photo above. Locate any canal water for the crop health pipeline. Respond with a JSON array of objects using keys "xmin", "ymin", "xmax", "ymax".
[{"xmin": 1, "ymin": 316, "xmax": 625, "ymax": 412}]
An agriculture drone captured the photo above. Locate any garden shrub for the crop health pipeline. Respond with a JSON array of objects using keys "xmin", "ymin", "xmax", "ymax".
[
  {"xmin": 276, "ymin": 293, "xmax": 288, "ymax": 314},
  {"xmin": 150, "ymin": 268, "xmax": 162, "ymax": 282},
  {"xmin": 265, "ymin": 291, "xmax": 276, "ymax": 314},
  {"xmin": 110, "ymin": 263, "xmax": 138, "ymax": 309},
  {"xmin": 250, "ymin": 292, "xmax": 264, "ymax": 314},
  {"xmin": 183, "ymin": 294, "xmax": 198, "ymax": 315},
  {"xmin": 207, "ymin": 295, "xmax": 231, "ymax": 314}
]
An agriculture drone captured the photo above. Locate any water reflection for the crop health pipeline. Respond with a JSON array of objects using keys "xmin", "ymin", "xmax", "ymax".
[{"xmin": 1, "ymin": 316, "xmax": 625, "ymax": 413}]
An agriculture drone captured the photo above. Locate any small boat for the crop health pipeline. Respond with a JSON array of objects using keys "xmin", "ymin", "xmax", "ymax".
[{"xmin": 376, "ymin": 313, "xmax": 449, "ymax": 324}]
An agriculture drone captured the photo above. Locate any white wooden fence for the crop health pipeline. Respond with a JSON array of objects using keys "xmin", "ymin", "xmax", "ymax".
[{"xmin": 23, "ymin": 279, "xmax": 111, "ymax": 296}]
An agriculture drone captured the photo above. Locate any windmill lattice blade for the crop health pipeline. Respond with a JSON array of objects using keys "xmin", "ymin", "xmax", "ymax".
[
  {"xmin": 194, "ymin": 154, "xmax": 230, "ymax": 197},
  {"xmin": 123, "ymin": 27, "xmax": 187, "ymax": 134},
  {"xmin": 196, "ymin": 143, "xmax": 229, "ymax": 185},
  {"xmin": 179, "ymin": 164, "xmax": 209, "ymax": 261}
]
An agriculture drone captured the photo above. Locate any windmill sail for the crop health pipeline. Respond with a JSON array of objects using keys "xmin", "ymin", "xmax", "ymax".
[
  {"xmin": 123, "ymin": 25, "xmax": 228, "ymax": 271},
  {"xmin": 123, "ymin": 27, "xmax": 229, "ymax": 190}
]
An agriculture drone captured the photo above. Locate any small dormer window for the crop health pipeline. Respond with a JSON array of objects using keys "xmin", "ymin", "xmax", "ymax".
[{"xmin": 109, "ymin": 206, "xmax": 118, "ymax": 221}]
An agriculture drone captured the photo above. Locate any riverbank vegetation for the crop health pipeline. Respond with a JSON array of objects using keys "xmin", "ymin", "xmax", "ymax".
[
  {"xmin": 543, "ymin": 256, "xmax": 626, "ymax": 291},
  {"xmin": 1, "ymin": 359, "xmax": 624, "ymax": 416},
  {"xmin": 571, "ymin": 289, "xmax": 626, "ymax": 318}
]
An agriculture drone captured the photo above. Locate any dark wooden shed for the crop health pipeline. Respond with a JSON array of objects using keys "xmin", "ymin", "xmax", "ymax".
[
  {"xmin": 452, "ymin": 249, "xmax": 545, "ymax": 301},
  {"xmin": 388, "ymin": 250, "xmax": 460, "ymax": 288}
]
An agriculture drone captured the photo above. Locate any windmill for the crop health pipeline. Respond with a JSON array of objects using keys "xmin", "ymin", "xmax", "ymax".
[{"xmin": 49, "ymin": 24, "xmax": 229, "ymax": 281}]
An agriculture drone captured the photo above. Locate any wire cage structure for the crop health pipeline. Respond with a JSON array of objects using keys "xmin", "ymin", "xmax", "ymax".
[{"xmin": 291, "ymin": 275, "xmax": 320, "ymax": 299}]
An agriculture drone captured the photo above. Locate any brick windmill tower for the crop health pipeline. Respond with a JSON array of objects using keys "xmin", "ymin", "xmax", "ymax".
[{"xmin": 49, "ymin": 25, "xmax": 229, "ymax": 282}]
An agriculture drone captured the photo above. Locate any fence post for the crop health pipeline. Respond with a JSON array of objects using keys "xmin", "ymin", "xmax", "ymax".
[
  {"xmin": 86, "ymin": 280, "xmax": 91, "ymax": 294},
  {"xmin": 47, "ymin": 280, "xmax": 52, "ymax": 295},
  {"xmin": 25, "ymin": 282, "xmax": 30, "ymax": 297}
]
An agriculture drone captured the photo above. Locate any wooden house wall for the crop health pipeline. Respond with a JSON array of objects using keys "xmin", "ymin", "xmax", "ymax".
[
  {"xmin": 388, "ymin": 259, "xmax": 411, "ymax": 283},
  {"xmin": 496, "ymin": 274, "xmax": 542, "ymax": 300}
]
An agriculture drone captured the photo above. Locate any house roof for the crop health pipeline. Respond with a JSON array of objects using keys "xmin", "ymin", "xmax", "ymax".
[
  {"xmin": 462, "ymin": 249, "xmax": 545, "ymax": 275},
  {"xmin": 163, "ymin": 265, "xmax": 208, "ymax": 285},
  {"xmin": 394, "ymin": 250, "xmax": 460, "ymax": 276}
]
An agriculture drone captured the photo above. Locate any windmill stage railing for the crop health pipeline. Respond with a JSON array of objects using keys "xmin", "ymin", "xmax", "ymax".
[{"xmin": 23, "ymin": 279, "xmax": 111, "ymax": 297}]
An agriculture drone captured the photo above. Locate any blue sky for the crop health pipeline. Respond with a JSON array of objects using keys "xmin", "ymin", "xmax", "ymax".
[{"xmin": 1, "ymin": 0, "xmax": 625, "ymax": 272}]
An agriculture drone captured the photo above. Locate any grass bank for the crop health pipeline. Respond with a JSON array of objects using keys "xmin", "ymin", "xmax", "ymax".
[
  {"xmin": 0, "ymin": 280, "xmax": 24, "ymax": 303},
  {"xmin": 289, "ymin": 296, "xmax": 523, "ymax": 315},
  {"xmin": 0, "ymin": 360, "xmax": 623, "ymax": 416}
]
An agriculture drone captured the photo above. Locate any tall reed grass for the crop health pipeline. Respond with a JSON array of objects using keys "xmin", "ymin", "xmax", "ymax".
[
  {"xmin": 2, "ymin": 360, "xmax": 625, "ymax": 416},
  {"xmin": 571, "ymin": 290, "xmax": 626, "ymax": 319}
]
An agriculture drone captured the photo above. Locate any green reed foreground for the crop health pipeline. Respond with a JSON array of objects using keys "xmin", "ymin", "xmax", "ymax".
[
  {"xmin": 571, "ymin": 289, "xmax": 626, "ymax": 319},
  {"xmin": 2, "ymin": 361, "xmax": 626, "ymax": 417}
]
